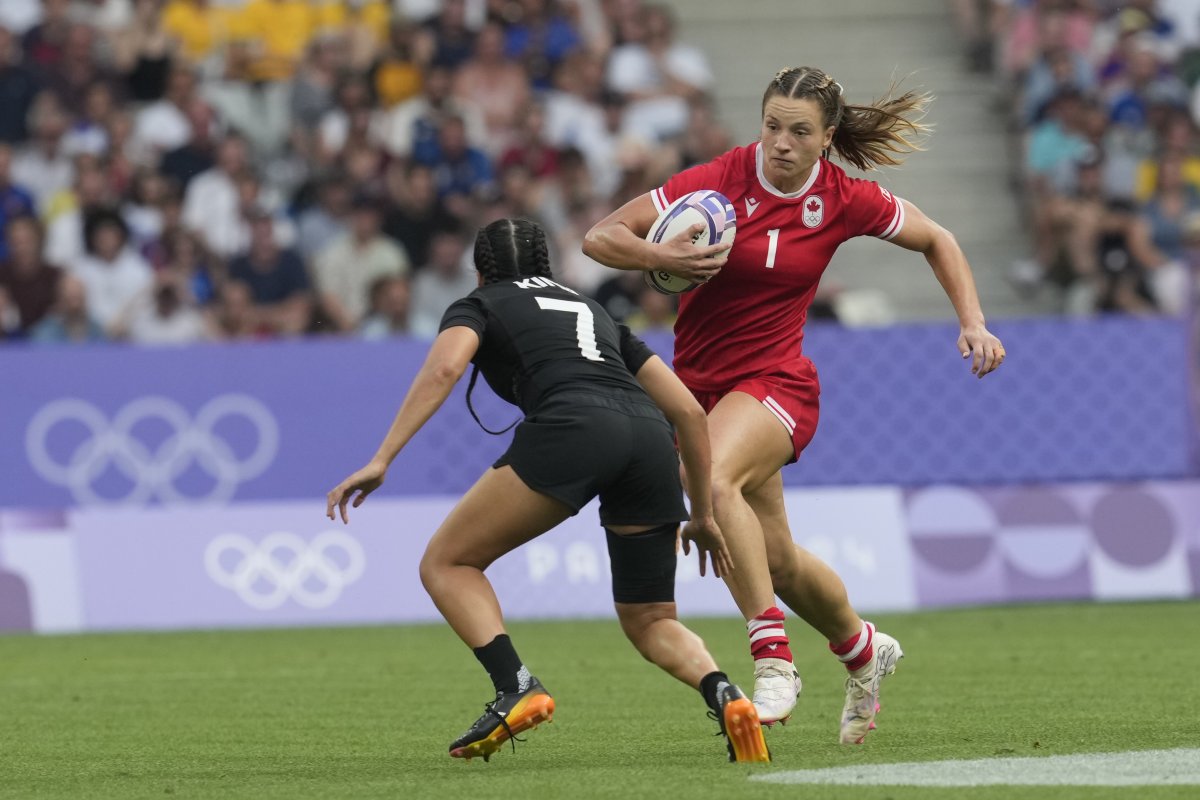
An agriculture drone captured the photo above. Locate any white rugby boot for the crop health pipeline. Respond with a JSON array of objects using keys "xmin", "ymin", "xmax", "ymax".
[
  {"xmin": 752, "ymin": 657, "xmax": 802, "ymax": 726},
  {"xmin": 839, "ymin": 630, "xmax": 903, "ymax": 744}
]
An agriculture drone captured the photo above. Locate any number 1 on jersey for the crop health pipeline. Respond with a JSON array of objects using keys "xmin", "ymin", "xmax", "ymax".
[
  {"xmin": 764, "ymin": 228, "xmax": 780, "ymax": 269},
  {"xmin": 536, "ymin": 297, "xmax": 605, "ymax": 361}
]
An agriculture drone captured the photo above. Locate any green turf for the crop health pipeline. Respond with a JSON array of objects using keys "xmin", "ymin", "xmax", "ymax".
[{"xmin": 2, "ymin": 601, "xmax": 1198, "ymax": 800}]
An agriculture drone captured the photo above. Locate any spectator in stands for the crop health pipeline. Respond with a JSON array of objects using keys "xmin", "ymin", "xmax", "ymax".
[
  {"xmin": 44, "ymin": 24, "xmax": 112, "ymax": 113},
  {"xmin": 315, "ymin": 74, "xmax": 377, "ymax": 162},
  {"xmin": 160, "ymin": 97, "xmax": 217, "ymax": 190},
  {"xmin": 123, "ymin": 167, "xmax": 172, "ymax": 251},
  {"xmin": 71, "ymin": 208, "xmax": 154, "ymax": 333},
  {"xmin": 182, "ymin": 132, "xmax": 249, "ymax": 257},
  {"xmin": 11, "ymin": 93, "xmax": 75, "ymax": 212},
  {"xmin": 62, "ymin": 81, "xmax": 116, "ymax": 158},
  {"xmin": 21, "ymin": 0, "xmax": 73, "ymax": 72},
  {"xmin": 206, "ymin": 279, "xmax": 263, "ymax": 340},
  {"xmin": 238, "ymin": 0, "xmax": 319, "ymax": 83},
  {"xmin": 324, "ymin": 0, "xmax": 390, "ymax": 72},
  {"xmin": 314, "ymin": 195, "xmax": 410, "ymax": 332},
  {"xmin": 452, "ymin": 22, "xmax": 531, "ymax": 155},
  {"xmin": 0, "ymin": 144, "xmax": 36, "ymax": 262},
  {"xmin": 227, "ymin": 208, "xmax": 312, "ymax": 336},
  {"xmin": 45, "ymin": 155, "xmax": 115, "ymax": 270},
  {"xmin": 424, "ymin": 114, "xmax": 494, "ymax": 207},
  {"xmin": 1126, "ymin": 151, "xmax": 1197, "ymax": 315},
  {"xmin": 290, "ymin": 32, "xmax": 347, "ymax": 147},
  {"xmin": 359, "ymin": 274, "xmax": 412, "ymax": 339},
  {"xmin": 499, "ymin": 100, "xmax": 559, "ymax": 180},
  {"xmin": 625, "ymin": 282, "xmax": 676, "ymax": 333},
  {"xmin": 379, "ymin": 63, "xmax": 486, "ymax": 161},
  {"xmin": 134, "ymin": 64, "xmax": 200, "ymax": 155},
  {"xmin": 160, "ymin": 226, "xmax": 220, "ymax": 306},
  {"xmin": 369, "ymin": 19, "xmax": 427, "ymax": 107},
  {"xmin": 424, "ymin": 0, "xmax": 477, "ymax": 69},
  {"xmin": 606, "ymin": 3, "xmax": 712, "ymax": 142},
  {"xmin": 409, "ymin": 226, "xmax": 473, "ymax": 338},
  {"xmin": 1104, "ymin": 34, "xmax": 1188, "ymax": 132},
  {"xmin": 503, "ymin": 0, "xmax": 582, "ymax": 89},
  {"xmin": 112, "ymin": 268, "xmax": 210, "ymax": 345},
  {"xmin": 543, "ymin": 52, "xmax": 617, "ymax": 194},
  {"xmin": 296, "ymin": 174, "xmax": 352, "ymax": 260},
  {"xmin": 112, "ymin": 0, "xmax": 177, "ymax": 102},
  {"xmin": 162, "ymin": 0, "xmax": 233, "ymax": 67},
  {"xmin": 1021, "ymin": 37, "xmax": 1097, "ymax": 126},
  {"xmin": 382, "ymin": 160, "xmax": 456, "ymax": 269},
  {"xmin": 0, "ymin": 27, "xmax": 41, "ymax": 144},
  {"xmin": 29, "ymin": 273, "xmax": 105, "ymax": 344},
  {"xmin": 0, "ymin": 215, "xmax": 61, "ymax": 335}
]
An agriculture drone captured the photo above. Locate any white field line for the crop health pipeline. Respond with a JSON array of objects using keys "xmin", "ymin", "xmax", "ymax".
[{"xmin": 752, "ymin": 749, "xmax": 1200, "ymax": 787}]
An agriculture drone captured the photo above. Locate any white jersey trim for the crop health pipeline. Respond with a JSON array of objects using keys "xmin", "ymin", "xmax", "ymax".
[
  {"xmin": 754, "ymin": 143, "xmax": 821, "ymax": 199},
  {"xmin": 762, "ymin": 395, "xmax": 796, "ymax": 435},
  {"xmin": 878, "ymin": 197, "xmax": 907, "ymax": 241},
  {"xmin": 651, "ymin": 186, "xmax": 670, "ymax": 213}
]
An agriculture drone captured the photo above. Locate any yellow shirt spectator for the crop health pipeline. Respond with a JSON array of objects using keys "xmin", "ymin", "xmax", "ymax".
[
  {"xmin": 1136, "ymin": 156, "xmax": 1200, "ymax": 201},
  {"xmin": 163, "ymin": 0, "xmax": 237, "ymax": 63},
  {"xmin": 236, "ymin": 0, "xmax": 320, "ymax": 81},
  {"xmin": 318, "ymin": 0, "xmax": 391, "ymax": 42}
]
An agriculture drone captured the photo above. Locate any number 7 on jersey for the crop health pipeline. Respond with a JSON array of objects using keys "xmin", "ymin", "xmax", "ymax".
[{"xmin": 536, "ymin": 297, "xmax": 605, "ymax": 361}]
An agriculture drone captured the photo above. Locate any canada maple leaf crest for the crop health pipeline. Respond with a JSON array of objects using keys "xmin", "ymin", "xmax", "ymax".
[{"xmin": 802, "ymin": 195, "xmax": 824, "ymax": 228}]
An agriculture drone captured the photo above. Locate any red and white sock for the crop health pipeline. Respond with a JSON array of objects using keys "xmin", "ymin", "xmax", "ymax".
[
  {"xmin": 830, "ymin": 620, "xmax": 875, "ymax": 673},
  {"xmin": 747, "ymin": 606, "xmax": 793, "ymax": 662}
]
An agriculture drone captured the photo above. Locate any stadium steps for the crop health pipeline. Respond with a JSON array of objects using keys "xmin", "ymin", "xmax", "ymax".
[{"xmin": 677, "ymin": 0, "xmax": 1057, "ymax": 320}]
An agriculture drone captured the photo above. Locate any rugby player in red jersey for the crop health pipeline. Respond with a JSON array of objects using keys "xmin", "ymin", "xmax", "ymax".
[{"xmin": 584, "ymin": 66, "xmax": 1006, "ymax": 743}]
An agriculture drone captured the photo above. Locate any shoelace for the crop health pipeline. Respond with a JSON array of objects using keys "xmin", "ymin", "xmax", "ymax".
[{"xmin": 482, "ymin": 700, "xmax": 526, "ymax": 754}]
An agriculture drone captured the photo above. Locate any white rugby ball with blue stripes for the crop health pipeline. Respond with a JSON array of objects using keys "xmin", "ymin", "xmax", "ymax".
[{"xmin": 644, "ymin": 190, "xmax": 737, "ymax": 295}]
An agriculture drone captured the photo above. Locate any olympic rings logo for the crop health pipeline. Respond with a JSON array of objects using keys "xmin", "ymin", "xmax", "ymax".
[
  {"xmin": 25, "ymin": 395, "xmax": 279, "ymax": 505},
  {"xmin": 205, "ymin": 531, "xmax": 365, "ymax": 610}
]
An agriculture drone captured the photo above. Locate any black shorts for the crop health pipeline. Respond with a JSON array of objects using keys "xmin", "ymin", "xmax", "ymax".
[{"xmin": 494, "ymin": 391, "xmax": 688, "ymax": 527}]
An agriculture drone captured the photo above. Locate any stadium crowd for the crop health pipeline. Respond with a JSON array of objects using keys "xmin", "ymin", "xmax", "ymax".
[
  {"xmin": 959, "ymin": 0, "xmax": 1200, "ymax": 315},
  {"xmin": 0, "ymin": 0, "xmax": 733, "ymax": 345}
]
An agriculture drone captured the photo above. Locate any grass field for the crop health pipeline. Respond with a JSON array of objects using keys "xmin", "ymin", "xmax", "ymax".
[{"xmin": 3, "ymin": 601, "xmax": 1198, "ymax": 800}]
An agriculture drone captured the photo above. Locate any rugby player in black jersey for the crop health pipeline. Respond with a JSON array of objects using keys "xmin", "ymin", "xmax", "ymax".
[{"xmin": 326, "ymin": 218, "xmax": 769, "ymax": 764}]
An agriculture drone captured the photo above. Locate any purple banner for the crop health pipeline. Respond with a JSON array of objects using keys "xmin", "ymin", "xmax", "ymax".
[
  {"xmin": 0, "ymin": 316, "xmax": 1194, "ymax": 516},
  {"xmin": 2, "ymin": 480, "xmax": 1197, "ymax": 633}
]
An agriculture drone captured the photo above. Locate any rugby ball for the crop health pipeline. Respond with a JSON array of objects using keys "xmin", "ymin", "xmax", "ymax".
[{"xmin": 644, "ymin": 190, "xmax": 737, "ymax": 294}]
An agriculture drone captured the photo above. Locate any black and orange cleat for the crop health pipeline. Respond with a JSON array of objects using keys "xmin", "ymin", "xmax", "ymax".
[
  {"xmin": 448, "ymin": 677, "xmax": 555, "ymax": 762},
  {"xmin": 711, "ymin": 682, "xmax": 771, "ymax": 763}
]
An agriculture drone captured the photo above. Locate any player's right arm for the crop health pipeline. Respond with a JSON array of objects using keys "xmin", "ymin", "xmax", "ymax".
[
  {"xmin": 583, "ymin": 193, "xmax": 729, "ymax": 283},
  {"xmin": 633, "ymin": 354, "xmax": 732, "ymax": 577},
  {"xmin": 326, "ymin": 325, "xmax": 479, "ymax": 522}
]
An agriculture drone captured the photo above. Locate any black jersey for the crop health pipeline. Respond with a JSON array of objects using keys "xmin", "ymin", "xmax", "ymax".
[{"xmin": 439, "ymin": 276, "xmax": 657, "ymax": 414}]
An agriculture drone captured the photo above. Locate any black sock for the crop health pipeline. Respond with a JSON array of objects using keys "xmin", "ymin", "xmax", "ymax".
[
  {"xmin": 700, "ymin": 671, "xmax": 730, "ymax": 713},
  {"xmin": 472, "ymin": 634, "xmax": 527, "ymax": 694}
]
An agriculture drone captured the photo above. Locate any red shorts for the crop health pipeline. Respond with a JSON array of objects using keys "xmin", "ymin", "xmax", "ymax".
[{"xmin": 687, "ymin": 367, "xmax": 820, "ymax": 463}]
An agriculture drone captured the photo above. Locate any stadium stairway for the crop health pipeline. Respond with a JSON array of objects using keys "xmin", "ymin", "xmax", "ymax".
[{"xmin": 677, "ymin": 0, "xmax": 1058, "ymax": 321}]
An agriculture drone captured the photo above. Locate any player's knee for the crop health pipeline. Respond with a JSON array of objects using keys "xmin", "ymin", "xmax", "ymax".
[{"xmin": 615, "ymin": 601, "xmax": 678, "ymax": 657}]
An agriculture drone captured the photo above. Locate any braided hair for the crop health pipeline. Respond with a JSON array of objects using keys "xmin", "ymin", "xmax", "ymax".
[
  {"xmin": 473, "ymin": 218, "xmax": 553, "ymax": 285},
  {"xmin": 466, "ymin": 218, "xmax": 555, "ymax": 435},
  {"xmin": 762, "ymin": 66, "xmax": 932, "ymax": 172}
]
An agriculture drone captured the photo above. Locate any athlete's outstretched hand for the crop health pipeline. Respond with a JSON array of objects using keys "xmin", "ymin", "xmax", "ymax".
[
  {"xmin": 655, "ymin": 223, "xmax": 731, "ymax": 285},
  {"xmin": 326, "ymin": 460, "xmax": 387, "ymax": 523},
  {"xmin": 958, "ymin": 323, "xmax": 1006, "ymax": 379},
  {"xmin": 681, "ymin": 514, "xmax": 734, "ymax": 578}
]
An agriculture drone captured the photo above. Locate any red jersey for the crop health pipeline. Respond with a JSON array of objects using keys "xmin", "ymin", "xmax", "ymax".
[{"xmin": 651, "ymin": 143, "xmax": 906, "ymax": 390}]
